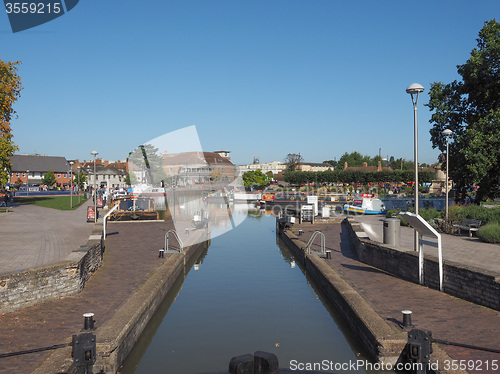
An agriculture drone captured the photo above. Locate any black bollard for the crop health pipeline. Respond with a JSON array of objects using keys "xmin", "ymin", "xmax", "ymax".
[
  {"xmin": 402, "ymin": 310, "xmax": 413, "ymax": 329},
  {"xmin": 83, "ymin": 313, "xmax": 95, "ymax": 331}
]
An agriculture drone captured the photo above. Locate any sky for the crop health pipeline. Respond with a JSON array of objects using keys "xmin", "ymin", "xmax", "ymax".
[{"xmin": 1, "ymin": 0, "xmax": 499, "ymax": 166}]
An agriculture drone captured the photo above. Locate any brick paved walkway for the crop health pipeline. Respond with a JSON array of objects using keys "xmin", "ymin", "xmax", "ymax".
[
  {"xmin": 353, "ymin": 215, "xmax": 500, "ymax": 274},
  {"xmin": 291, "ymin": 222, "xmax": 500, "ymax": 374},
  {"xmin": 0, "ymin": 200, "xmax": 95, "ymax": 275},
  {"xmin": 0, "ymin": 221, "xmax": 176, "ymax": 374}
]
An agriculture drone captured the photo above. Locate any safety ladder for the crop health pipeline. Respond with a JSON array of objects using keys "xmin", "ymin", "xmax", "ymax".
[
  {"xmin": 164, "ymin": 229, "xmax": 184, "ymax": 253},
  {"xmin": 306, "ymin": 231, "xmax": 325, "ymax": 255}
]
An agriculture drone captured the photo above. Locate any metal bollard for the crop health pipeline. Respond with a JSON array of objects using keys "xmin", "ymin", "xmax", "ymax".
[
  {"xmin": 402, "ymin": 310, "xmax": 413, "ymax": 329},
  {"xmin": 83, "ymin": 313, "xmax": 95, "ymax": 331},
  {"xmin": 159, "ymin": 248, "xmax": 165, "ymax": 258},
  {"xmin": 326, "ymin": 250, "xmax": 332, "ymax": 259},
  {"xmin": 72, "ymin": 313, "xmax": 97, "ymax": 374},
  {"xmin": 407, "ymin": 329, "xmax": 433, "ymax": 374}
]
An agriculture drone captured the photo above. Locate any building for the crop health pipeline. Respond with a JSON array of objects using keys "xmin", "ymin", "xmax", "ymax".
[
  {"xmin": 237, "ymin": 161, "xmax": 286, "ymax": 176},
  {"xmin": 343, "ymin": 161, "xmax": 392, "ymax": 172},
  {"xmin": 77, "ymin": 159, "xmax": 128, "ymax": 190},
  {"xmin": 8, "ymin": 154, "xmax": 72, "ymax": 188},
  {"xmin": 298, "ymin": 162, "xmax": 334, "ymax": 172},
  {"xmin": 161, "ymin": 151, "xmax": 236, "ymax": 186}
]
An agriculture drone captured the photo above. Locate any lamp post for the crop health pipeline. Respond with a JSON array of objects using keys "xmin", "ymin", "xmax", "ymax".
[
  {"xmin": 442, "ymin": 129, "xmax": 453, "ymax": 231},
  {"xmin": 91, "ymin": 151, "xmax": 99, "ymax": 222},
  {"xmin": 69, "ymin": 161, "xmax": 74, "ymax": 208},
  {"xmin": 407, "ymin": 82, "xmax": 424, "ymax": 252},
  {"xmin": 77, "ymin": 166, "xmax": 81, "ymax": 203}
]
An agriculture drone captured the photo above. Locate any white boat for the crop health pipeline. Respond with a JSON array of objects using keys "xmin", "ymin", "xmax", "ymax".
[
  {"xmin": 343, "ymin": 194, "xmax": 386, "ymax": 214},
  {"xmin": 233, "ymin": 192, "xmax": 261, "ymax": 202}
]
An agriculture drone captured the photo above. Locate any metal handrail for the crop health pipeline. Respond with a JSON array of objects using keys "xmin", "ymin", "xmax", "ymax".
[
  {"xmin": 103, "ymin": 204, "xmax": 119, "ymax": 239},
  {"xmin": 165, "ymin": 229, "xmax": 184, "ymax": 253},
  {"xmin": 306, "ymin": 231, "xmax": 325, "ymax": 255}
]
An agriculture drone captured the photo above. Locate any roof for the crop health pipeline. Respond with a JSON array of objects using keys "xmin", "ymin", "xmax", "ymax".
[
  {"xmin": 300, "ymin": 162, "xmax": 333, "ymax": 167},
  {"xmin": 82, "ymin": 166, "xmax": 127, "ymax": 175},
  {"xmin": 162, "ymin": 152, "xmax": 234, "ymax": 167},
  {"xmin": 10, "ymin": 155, "xmax": 69, "ymax": 172}
]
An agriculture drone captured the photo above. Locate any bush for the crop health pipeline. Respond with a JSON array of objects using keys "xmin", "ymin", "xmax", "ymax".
[
  {"xmin": 477, "ymin": 223, "xmax": 500, "ymax": 244},
  {"xmin": 419, "ymin": 208, "xmax": 441, "ymax": 222}
]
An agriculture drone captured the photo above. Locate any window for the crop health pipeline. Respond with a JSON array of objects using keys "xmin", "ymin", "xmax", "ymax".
[
  {"xmin": 16, "ymin": 173, "xmax": 19, "ymax": 177},
  {"xmin": 57, "ymin": 173, "xmax": 61, "ymax": 178}
]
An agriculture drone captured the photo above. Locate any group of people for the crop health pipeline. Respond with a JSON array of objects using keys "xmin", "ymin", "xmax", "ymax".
[{"xmin": 0, "ymin": 191, "xmax": 14, "ymax": 207}]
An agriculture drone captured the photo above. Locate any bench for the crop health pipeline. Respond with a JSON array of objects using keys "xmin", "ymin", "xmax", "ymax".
[{"xmin": 453, "ymin": 218, "xmax": 482, "ymax": 237}]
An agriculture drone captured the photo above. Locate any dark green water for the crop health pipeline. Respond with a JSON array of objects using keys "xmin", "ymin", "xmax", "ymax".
[{"xmin": 120, "ymin": 208, "xmax": 386, "ymax": 373}]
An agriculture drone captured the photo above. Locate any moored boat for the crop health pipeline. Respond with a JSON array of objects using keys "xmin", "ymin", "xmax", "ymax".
[
  {"xmin": 108, "ymin": 196, "xmax": 159, "ymax": 221},
  {"xmin": 343, "ymin": 194, "xmax": 386, "ymax": 214}
]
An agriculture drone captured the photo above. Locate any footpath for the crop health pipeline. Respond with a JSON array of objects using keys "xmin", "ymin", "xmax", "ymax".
[
  {"xmin": 0, "ymin": 200, "xmax": 94, "ymax": 275},
  {"xmin": 290, "ymin": 217, "xmax": 500, "ymax": 374},
  {"xmin": 0, "ymin": 215, "xmax": 178, "ymax": 373}
]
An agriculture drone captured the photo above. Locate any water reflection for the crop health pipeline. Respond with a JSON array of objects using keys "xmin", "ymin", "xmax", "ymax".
[{"xmin": 121, "ymin": 207, "xmax": 391, "ymax": 373}]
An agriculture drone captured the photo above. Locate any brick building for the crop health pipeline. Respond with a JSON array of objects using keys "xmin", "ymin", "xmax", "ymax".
[{"xmin": 8, "ymin": 154, "xmax": 72, "ymax": 188}]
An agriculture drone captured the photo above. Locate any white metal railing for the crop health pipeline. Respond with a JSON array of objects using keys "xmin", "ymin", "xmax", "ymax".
[
  {"xmin": 165, "ymin": 229, "xmax": 184, "ymax": 253},
  {"xmin": 103, "ymin": 204, "xmax": 119, "ymax": 239},
  {"xmin": 306, "ymin": 231, "xmax": 325, "ymax": 255}
]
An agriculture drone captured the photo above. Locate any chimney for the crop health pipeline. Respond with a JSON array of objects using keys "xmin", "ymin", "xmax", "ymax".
[
  {"xmin": 344, "ymin": 162, "xmax": 348, "ymax": 170},
  {"xmin": 363, "ymin": 162, "xmax": 368, "ymax": 167},
  {"xmin": 377, "ymin": 161, "xmax": 382, "ymax": 171}
]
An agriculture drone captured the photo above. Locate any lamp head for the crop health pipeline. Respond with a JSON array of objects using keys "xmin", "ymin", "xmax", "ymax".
[
  {"xmin": 442, "ymin": 129, "xmax": 453, "ymax": 137},
  {"xmin": 406, "ymin": 83, "xmax": 424, "ymax": 94},
  {"xmin": 91, "ymin": 150, "xmax": 99, "ymax": 157}
]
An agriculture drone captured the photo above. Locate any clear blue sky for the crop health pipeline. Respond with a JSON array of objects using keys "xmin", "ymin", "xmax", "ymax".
[{"xmin": 2, "ymin": 0, "xmax": 498, "ymax": 166}]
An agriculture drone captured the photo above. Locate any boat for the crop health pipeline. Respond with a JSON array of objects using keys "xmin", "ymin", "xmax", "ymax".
[
  {"xmin": 233, "ymin": 192, "xmax": 261, "ymax": 202},
  {"xmin": 108, "ymin": 196, "xmax": 159, "ymax": 221},
  {"xmin": 343, "ymin": 194, "xmax": 386, "ymax": 214}
]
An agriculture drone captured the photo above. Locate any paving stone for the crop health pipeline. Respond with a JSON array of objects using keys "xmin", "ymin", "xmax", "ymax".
[{"xmin": 290, "ymin": 221, "xmax": 500, "ymax": 374}]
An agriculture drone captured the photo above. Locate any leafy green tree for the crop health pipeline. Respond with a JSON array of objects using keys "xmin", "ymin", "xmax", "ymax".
[
  {"xmin": 124, "ymin": 173, "xmax": 131, "ymax": 186},
  {"xmin": 42, "ymin": 169, "xmax": 56, "ymax": 187},
  {"xmin": 427, "ymin": 19, "xmax": 500, "ymax": 202},
  {"xmin": 74, "ymin": 171, "xmax": 87, "ymax": 190},
  {"xmin": 242, "ymin": 170, "xmax": 270, "ymax": 189},
  {"xmin": 323, "ymin": 159, "xmax": 338, "ymax": 168},
  {"xmin": 0, "ymin": 59, "xmax": 22, "ymax": 186}
]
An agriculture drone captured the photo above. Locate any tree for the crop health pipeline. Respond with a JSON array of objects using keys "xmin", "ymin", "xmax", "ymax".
[
  {"xmin": 74, "ymin": 171, "xmax": 87, "ymax": 190},
  {"xmin": 242, "ymin": 170, "xmax": 270, "ymax": 189},
  {"xmin": 0, "ymin": 59, "xmax": 22, "ymax": 187},
  {"xmin": 123, "ymin": 173, "xmax": 131, "ymax": 186},
  {"xmin": 284, "ymin": 153, "xmax": 303, "ymax": 171},
  {"xmin": 42, "ymin": 169, "xmax": 56, "ymax": 187},
  {"xmin": 323, "ymin": 159, "xmax": 338, "ymax": 168},
  {"xmin": 127, "ymin": 144, "xmax": 167, "ymax": 186},
  {"xmin": 427, "ymin": 19, "xmax": 500, "ymax": 202}
]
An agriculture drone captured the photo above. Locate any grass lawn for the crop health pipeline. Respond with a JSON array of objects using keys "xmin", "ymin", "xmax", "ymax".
[{"xmin": 16, "ymin": 195, "xmax": 89, "ymax": 210}]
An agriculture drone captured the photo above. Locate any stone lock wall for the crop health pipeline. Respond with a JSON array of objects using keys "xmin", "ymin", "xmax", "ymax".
[
  {"xmin": 345, "ymin": 217, "xmax": 500, "ymax": 311},
  {"xmin": 0, "ymin": 223, "xmax": 104, "ymax": 315}
]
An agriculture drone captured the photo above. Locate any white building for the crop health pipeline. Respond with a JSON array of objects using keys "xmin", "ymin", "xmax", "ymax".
[{"xmin": 236, "ymin": 161, "xmax": 286, "ymax": 176}]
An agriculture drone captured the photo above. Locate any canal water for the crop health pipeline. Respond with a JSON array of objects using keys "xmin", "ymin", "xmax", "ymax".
[{"xmin": 121, "ymin": 205, "xmax": 388, "ymax": 373}]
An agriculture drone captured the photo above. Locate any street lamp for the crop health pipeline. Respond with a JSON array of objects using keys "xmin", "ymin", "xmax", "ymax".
[
  {"xmin": 77, "ymin": 166, "xmax": 81, "ymax": 203},
  {"xmin": 69, "ymin": 161, "xmax": 74, "ymax": 208},
  {"xmin": 91, "ymin": 151, "xmax": 99, "ymax": 222},
  {"xmin": 407, "ymin": 82, "xmax": 424, "ymax": 252},
  {"xmin": 442, "ymin": 129, "xmax": 453, "ymax": 231}
]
